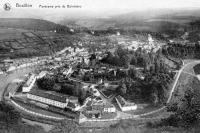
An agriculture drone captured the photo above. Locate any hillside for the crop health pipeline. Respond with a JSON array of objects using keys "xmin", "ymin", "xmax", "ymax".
[
  {"xmin": 59, "ymin": 9, "xmax": 200, "ymax": 37},
  {"xmin": 0, "ymin": 18, "xmax": 78, "ymax": 60},
  {"xmin": 0, "ymin": 18, "xmax": 71, "ymax": 33}
]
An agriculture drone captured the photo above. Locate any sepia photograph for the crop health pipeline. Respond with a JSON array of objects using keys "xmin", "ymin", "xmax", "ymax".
[{"xmin": 0, "ymin": 0, "xmax": 200, "ymax": 133}]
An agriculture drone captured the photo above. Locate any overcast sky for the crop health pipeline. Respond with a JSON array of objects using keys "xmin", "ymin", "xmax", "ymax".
[
  {"xmin": 0, "ymin": 0, "xmax": 200, "ymax": 21},
  {"xmin": 1, "ymin": 0, "xmax": 199, "ymax": 10}
]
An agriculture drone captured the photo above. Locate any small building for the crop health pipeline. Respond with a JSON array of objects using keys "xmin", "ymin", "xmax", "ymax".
[
  {"xmin": 8, "ymin": 83, "xmax": 21, "ymax": 98},
  {"xmin": 103, "ymin": 102, "xmax": 116, "ymax": 113},
  {"xmin": 89, "ymin": 85, "xmax": 101, "ymax": 97},
  {"xmin": 70, "ymin": 28, "xmax": 74, "ymax": 33},
  {"xmin": 37, "ymin": 71, "xmax": 47, "ymax": 79},
  {"xmin": 84, "ymin": 96, "xmax": 116, "ymax": 118},
  {"xmin": 0, "ymin": 70, "xmax": 3, "ymax": 75},
  {"xmin": 115, "ymin": 95, "xmax": 137, "ymax": 112},
  {"xmin": 22, "ymin": 74, "xmax": 36, "ymax": 93}
]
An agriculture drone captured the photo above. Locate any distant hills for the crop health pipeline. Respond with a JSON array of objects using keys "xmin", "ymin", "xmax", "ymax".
[
  {"xmin": 58, "ymin": 9, "xmax": 200, "ymax": 35},
  {"xmin": 1, "ymin": 8, "xmax": 200, "ymax": 39}
]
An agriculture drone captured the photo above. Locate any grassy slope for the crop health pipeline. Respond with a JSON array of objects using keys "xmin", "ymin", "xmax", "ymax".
[
  {"xmin": 0, "ymin": 18, "xmax": 77, "ymax": 60},
  {"xmin": 80, "ymin": 119, "xmax": 200, "ymax": 133}
]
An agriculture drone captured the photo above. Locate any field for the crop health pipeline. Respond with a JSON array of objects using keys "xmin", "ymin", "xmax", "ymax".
[
  {"xmin": 0, "ymin": 28, "xmax": 28, "ymax": 40},
  {"xmin": 0, "ymin": 28, "xmax": 77, "ymax": 60},
  {"xmin": 0, "ymin": 18, "xmax": 62, "ymax": 31},
  {"xmin": 0, "ymin": 18, "xmax": 77, "ymax": 60}
]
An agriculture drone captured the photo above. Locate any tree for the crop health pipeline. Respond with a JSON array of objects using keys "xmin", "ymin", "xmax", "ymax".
[
  {"xmin": 37, "ymin": 77, "xmax": 55, "ymax": 91},
  {"xmin": 160, "ymin": 86, "xmax": 200, "ymax": 127},
  {"xmin": 78, "ymin": 89, "xmax": 87, "ymax": 105},
  {"xmin": 167, "ymin": 103, "xmax": 178, "ymax": 112},
  {"xmin": 0, "ymin": 102, "xmax": 21, "ymax": 125},
  {"xmin": 130, "ymin": 56, "xmax": 137, "ymax": 65},
  {"xmin": 143, "ymin": 71, "xmax": 172, "ymax": 104},
  {"xmin": 116, "ymin": 81, "xmax": 127, "ymax": 95},
  {"xmin": 0, "ymin": 102, "xmax": 46, "ymax": 133},
  {"xmin": 128, "ymin": 67, "xmax": 137, "ymax": 79},
  {"xmin": 53, "ymin": 83, "xmax": 62, "ymax": 91}
]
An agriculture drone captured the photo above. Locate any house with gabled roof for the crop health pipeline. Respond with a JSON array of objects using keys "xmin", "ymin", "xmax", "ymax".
[
  {"xmin": 22, "ymin": 73, "xmax": 36, "ymax": 93},
  {"xmin": 115, "ymin": 95, "xmax": 137, "ymax": 112},
  {"xmin": 84, "ymin": 96, "xmax": 116, "ymax": 118}
]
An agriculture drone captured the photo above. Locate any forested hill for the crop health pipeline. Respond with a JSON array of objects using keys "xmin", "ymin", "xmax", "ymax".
[{"xmin": 0, "ymin": 18, "xmax": 70, "ymax": 33}]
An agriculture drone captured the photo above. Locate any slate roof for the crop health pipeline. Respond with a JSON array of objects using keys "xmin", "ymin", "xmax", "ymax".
[
  {"xmin": 115, "ymin": 95, "xmax": 126, "ymax": 106},
  {"xmin": 115, "ymin": 95, "xmax": 136, "ymax": 107},
  {"xmin": 29, "ymin": 89, "xmax": 78, "ymax": 103},
  {"xmin": 23, "ymin": 74, "xmax": 35, "ymax": 87}
]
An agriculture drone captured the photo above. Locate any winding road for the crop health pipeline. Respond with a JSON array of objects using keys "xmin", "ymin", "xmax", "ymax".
[
  {"xmin": 137, "ymin": 60, "xmax": 200, "ymax": 118},
  {"xmin": 1, "ymin": 60, "xmax": 200, "ymax": 125}
]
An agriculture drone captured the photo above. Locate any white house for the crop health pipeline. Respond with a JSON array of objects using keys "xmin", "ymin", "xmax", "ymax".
[
  {"xmin": 37, "ymin": 71, "xmax": 47, "ymax": 79},
  {"xmin": 0, "ymin": 70, "xmax": 3, "ymax": 75},
  {"xmin": 103, "ymin": 102, "xmax": 116, "ymax": 113},
  {"xmin": 7, "ymin": 66, "xmax": 16, "ymax": 72},
  {"xmin": 70, "ymin": 28, "xmax": 74, "ymax": 32},
  {"xmin": 22, "ymin": 74, "xmax": 36, "ymax": 93},
  {"xmin": 115, "ymin": 95, "xmax": 137, "ymax": 112},
  {"xmin": 197, "ymin": 75, "xmax": 200, "ymax": 81},
  {"xmin": 65, "ymin": 67, "xmax": 73, "ymax": 76},
  {"xmin": 89, "ymin": 85, "xmax": 101, "ymax": 97},
  {"xmin": 91, "ymin": 98, "xmax": 116, "ymax": 113}
]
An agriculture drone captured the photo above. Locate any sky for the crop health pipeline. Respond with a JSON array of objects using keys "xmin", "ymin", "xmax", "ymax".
[
  {"xmin": 0, "ymin": 0, "xmax": 199, "ymax": 10},
  {"xmin": 0, "ymin": 0, "xmax": 200, "ymax": 21}
]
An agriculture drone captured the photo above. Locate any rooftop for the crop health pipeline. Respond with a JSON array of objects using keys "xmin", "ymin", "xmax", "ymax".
[
  {"xmin": 29, "ymin": 88, "xmax": 78, "ymax": 103},
  {"xmin": 115, "ymin": 95, "xmax": 136, "ymax": 107},
  {"xmin": 23, "ymin": 74, "xmax": 36, "ymax": 87},
  {"xmin": 7, "ymin": 82, "xmax": 21, "ymax": 95}
]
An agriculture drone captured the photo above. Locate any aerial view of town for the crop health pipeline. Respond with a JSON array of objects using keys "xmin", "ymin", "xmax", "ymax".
[{"xmin": 1, "ymin": 0, "xmax": 200, "ymax": 133}]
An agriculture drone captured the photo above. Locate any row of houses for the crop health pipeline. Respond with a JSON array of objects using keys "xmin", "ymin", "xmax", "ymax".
[{"xmin": 27, "ymin": 88, "xmax": 79, "ymax": 111}]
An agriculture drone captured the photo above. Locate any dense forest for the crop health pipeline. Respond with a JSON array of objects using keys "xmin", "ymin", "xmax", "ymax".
[
  {"xmin": 162, "ymin": 43, "xmax": 200, "ymax": 59},
  {"xmin": 101, "ymin": 47, "xmax": 175, "ymax": 105}
]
